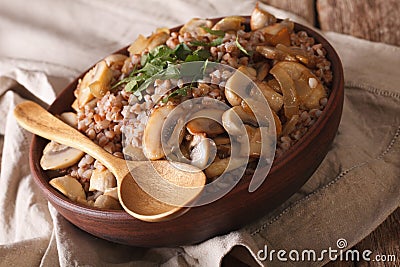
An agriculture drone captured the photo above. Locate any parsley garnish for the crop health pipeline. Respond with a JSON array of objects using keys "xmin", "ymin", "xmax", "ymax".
[
  {"xmin": 112, "ymin": 32, "xmax": 221, "ymax": 97},
  {"xmin": 162, "ymin": 85, "xmax": 191, "ymax": 103},
  {"xmin": 235, "ymin": 35, "xmax": 250, "ymax": 56},
  {"xmin": 201, "ymin": 26, "xmax": 225, "ymax": 37}
]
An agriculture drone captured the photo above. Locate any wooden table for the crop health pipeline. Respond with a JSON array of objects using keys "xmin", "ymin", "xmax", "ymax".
[{"xmin": 223, "ymin": 0, "xmax": 400, "ymax": 266}]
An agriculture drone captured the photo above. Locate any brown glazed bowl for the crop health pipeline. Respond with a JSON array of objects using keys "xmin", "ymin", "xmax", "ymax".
[{"xmin": 29, "ymin": 17, "xmax": 344, "ymax": 247}]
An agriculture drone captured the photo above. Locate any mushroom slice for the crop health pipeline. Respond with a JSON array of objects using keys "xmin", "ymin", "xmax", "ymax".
[
  {"xmin": 272, "ymin": 111, "xmax": 282, "ymax": 136},
  {"xmin": 255, "ymin": 81, "xmax": 283, "ymax": 113},
  {"xmin": 88, "ymin": 60, "xmax": 114, "ymax": 98},
  {"xmin": 212, "ymin": 16, "xmax": 245, "ymax": 32},
  {"xmin": 224, "ymin": 67, "xmax": 254, "ymax": 106},
  {"xmin": 222, "ymin": 106, "xmax": 258, "ymax": 136},
  {"xmin": 127, "ymin": 34, "xmax": 148, "ymax": 55},
  {"xmin": 179, "ymin": 18, "xmax": 213, "ymax": 36},
  {"xmin": 282, "ymin": 114, "xmax": 299, "ymax": 136},
  {"xmin": 147, "ymin": 31, "xmax": 170, "ymax": 52},
  {"xmin": 275, "ymin": 44, "xmax": 315, "ymax": 68},
  {"xmin": 58, "ymin": 112, "xmax": 78, "ymax": 128},
  {"xmin": 274, "ymin": 61, "xmax": 326, "ymax": 109},
  {"xmin": 187, "ymin": 118, "xmax": 224, "ymax": 137},
  {"xmin": 89, "ymin": 168, "xmax": 117, "ymax": 192},
  {"xmin": 238, "ymin": 125, "xmax": 274, "ymax": 158},
  {"xmin": 94, "ymin": 195, "xmax": 121, "ymax": 210},
  {"xmin": 267, "ymin": 77, "xmax": 282, "ymax": 93},
  {"xmin": 237, "ymin": 66, "xmax": 257, "ymax": 80},
  {"xmin": 256, "ymin": 62, "xmax": 270, "ymax": 81},
  {"xmin": 205, "ymin": 156, "xmax": 246, "ymax": 178},
  {"xmin": 186, "ymin": 109, "xmax": 225, "ymax": 137},
  {"xmin": 270, "ymin": 63, "xmax": 299, "ymax": 119},
  {"xmin": 142, "ymin": 105, "xmax": 175, "ymax": 160},
  {"xmin": 190, "ymin": 138, "xmax": 216, "ymax": 170},
  {"xmin": 224, "ymin": 88, "xmax": 242, "ymax": 107},
  {"xmin": 239, "ymin": 125, "xmax": 261, "ymax": 157},
  {"xmin": 250, "ymin": 2, "xmax": 277, "ymax": 31},
  {"xmin": 104, "ymin": 54, "xmax": 128, "ymax": 69},
  {"xmin": 256, "ymin": 46, "xmax": 296, "ymax": 62},
  {"xmin": 104, "ymin": 187, "xmax": 119, "ymax": 200},
  {"xmin": 49, "ymin": 175, "xmax": 86, "ymax": 202},
  {"xmin": 213, "ymin": 135, "xmax": 231, "ymax": 146},
  {"xmin": 259, "ymin": 22, "xmax": 292, "ymax": 46},
  {"xmin": 128, "ymin": 29, "xmax": 170, "ymax": 55},
  {"xmin": 75, "ymin": 69, "xmax": 95, "ymax": 108},
  {"xmin": 40, "ymin": 141, "xmax": 84, "ymax": 170}
]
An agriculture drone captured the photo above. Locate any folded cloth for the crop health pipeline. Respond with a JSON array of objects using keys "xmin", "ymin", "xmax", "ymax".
[{"xmin": 0, "ymin": 0, "xmax": 399, "ymax": 266}]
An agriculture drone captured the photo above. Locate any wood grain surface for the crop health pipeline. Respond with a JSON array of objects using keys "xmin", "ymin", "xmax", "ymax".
[
  {"xmin": 261, "ymin": 0, "xmax": 400, "ymax": 46},
  {"xmin": 260, "ymin": 0, "xmax": 316, "ymax": 24},
  {"xmin": 317, "ymin": 0, "xmax": 400, "ymax": 46}
]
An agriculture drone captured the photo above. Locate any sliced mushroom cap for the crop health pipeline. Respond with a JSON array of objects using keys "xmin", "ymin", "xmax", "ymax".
[
  {"xmin": 212, "ymin": 16, "xmax": 245, "ymax": 31},
  {"xmin": 222, "ymin": 106, "xmax": 258, "ymax": 136},
  {"xmin": 255, "ymin": 81, "xmax": 283, "ymax": 112},
  {"xmin": 186, "ymin": 109, "xmax": 225, "ymax": 137},
  {"xmin": 267, "ymin": 77, "xmax": 282, "ymax": 93},
  {"xmin": 237, "ymin": 66, "xmax": 257, "ymax": 80},
  {"xmin": 104, "ymin": 54, "xmax": 128, "ymax": 69},
  {"xmin": 272, "ymin": 111, "xmax": 282, "ymax": 136},
  {"xmin": 94, "ymin": 194, "xmax": 122, "ymax": 210},
  {"xmin": 49, "ymin": 175, "xmax": 86, "ymax": 202},
  {"xmin": 269, "ymin": 63, "xmax": 299, "ymax": 119},
  {"xmin": 224, "ymin": 88, "xmax": 242, "ymax": 107},
  {"xmin": 238, "ymin": 125, "xmax": 274, "ymax": 158},
  {"xmin": 40, "ymin": 141, "xmax": 84, "ymax": 170},
  {"xmin": 190, "ymin": 138, "xmax": 216, "ymax": 170},
  {"xmin": 88, "ymin": 60, "xmax": 114, "ymax": 98},
  {"xmin": 142, "ymin": 105, "xmax": 175, "ymax": 160},
  {"xmin": 239, "ymin": 125, "xmax": 261, "ymax": 157},
  {"xmin": 104, "ymin": 187, "xmax": 119, "ymax": 200},
  {"xmin": 127, "ymin": 34, "xmax": 148, "ymax": 55},
  {"xmin": 274, "ymin": 61, "xmax": 326, "ymax": 109},
  {"xmin": 258, "ymin": 22, "xmax": 291, "ymax": 46},
  {"xmin": 58, "ymin": 112, "xmax": 78, "ymax": 128},
  {"xmin": 128, "ymin": 29, "xmax": 170, "ymax": 56},
  {"xmin": 250, "ymin": 2, "xmax": 277, "ymax": 31},
  {"xmin": 256, "ymin": 62, "xmax": 270, "ymax": 81},
  {"xmin": 89, "ymin": 168, "xmax": 117, "ymax": 192},
  {"xmin": 204, "ymin": 156, "xmax": 246, "ymax": 178},
  {"xmin": 256, "ymin": 45, "xmax": 296, "ymax": 62},
  {"xmin": 74, "ymin": 60, "xmax": 114, "ymax": 107},
  {"xmin": 281, "ymin": 114, "xmax": 299, "ymax": 136},
  {"xmin": 179, "ymin": 18, "xmax": 213, "ymax": 36},
  {"xmin": 224, "ymin": 67, "xmax": 255, "ymax": 106},
  {"xmin": 275, "ymin": 44, "xmax": 315, "ymax": 67},
  {"xmin": 212, "ymin": 135, "xmax": 231, "ymax": 145}
]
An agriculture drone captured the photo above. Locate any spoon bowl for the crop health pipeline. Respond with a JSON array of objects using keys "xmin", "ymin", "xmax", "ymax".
[{"xmin": 14, "ymin": 101, "xmax": 206, "ymax": 222}]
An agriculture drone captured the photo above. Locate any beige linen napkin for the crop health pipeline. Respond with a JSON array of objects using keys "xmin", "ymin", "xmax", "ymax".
[{"xmin": 0, "ymin": 0, "xmax": 399, "ymax": 266}]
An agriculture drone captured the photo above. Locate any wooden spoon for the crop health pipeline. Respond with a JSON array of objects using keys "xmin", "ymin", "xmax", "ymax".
[{"xmin": 14, "ymin": 101, "xmax": 206, "ymax": 222}]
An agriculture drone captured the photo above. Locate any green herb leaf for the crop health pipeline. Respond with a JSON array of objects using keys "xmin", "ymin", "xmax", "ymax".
[
  {"xmin": 201, "ymin": 59, "xmax": 209, "ymax": 75},
  {"xmin": 185, "ymin": 49, "xmax": 210, "ymax": 62},
  {"xmin": 201, "ymin": 26, "xmax": 225, "ymax": 37},
  {"xmin": 235, "ymin": 35, "xmax": 250, "ymax": 56},
  {"xmin": 174, "ymin": 43, "xmax": 192, "ymax": 61},
  {"xmin": 162, "ymin": 85, "xmax": 190, "ymax": 103}
]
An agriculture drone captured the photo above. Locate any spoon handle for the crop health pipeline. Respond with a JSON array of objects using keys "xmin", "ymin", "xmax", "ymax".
[{"xmin": 14, "ymin": 101, "xmax": 122, "ymax": 175}]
